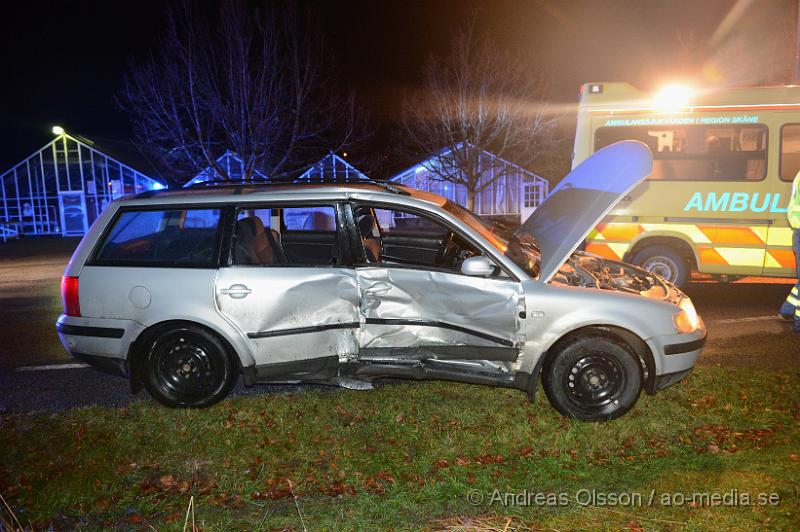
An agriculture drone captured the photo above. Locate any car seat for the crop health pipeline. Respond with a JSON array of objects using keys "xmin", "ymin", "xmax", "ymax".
[
  {"xmin": 235, "ymin": 216, "xmax": 284, "ymax": 265},
  {"xmin": 357, "ymin": 211, "xmax": 382, "ymax": 263}
]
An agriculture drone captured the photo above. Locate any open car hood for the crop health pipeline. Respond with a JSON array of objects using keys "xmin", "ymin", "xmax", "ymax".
[{"xmin": 517, "ymin": 140, "xmax": 653, "ymax": 283}]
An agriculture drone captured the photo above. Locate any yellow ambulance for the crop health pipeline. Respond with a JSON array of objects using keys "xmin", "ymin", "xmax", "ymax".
[{"xmin": 574, "ymin": 82, "xmax": 800, "ymax": 286}]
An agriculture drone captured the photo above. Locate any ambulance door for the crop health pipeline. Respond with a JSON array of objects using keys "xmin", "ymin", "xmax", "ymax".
[{"xmin": 765, "ymin": 122, "xmax": 800, "ymax": 277}]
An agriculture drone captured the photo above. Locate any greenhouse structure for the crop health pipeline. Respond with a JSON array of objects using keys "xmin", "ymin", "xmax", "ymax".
[
  {"xmin": 294, "ymin": 152, "xmax": 370, "ymax": 182},
  {"xmin": 0, "ymin": 132, "xmax": 548, "ymax": 242},
  {"xmin": 183, "ymin": 151, "xmax": 269, "ymax": 187},
  {"xmin": 184, "ymin": 152, "xmax": 367, "ymax": 187},
  {"xmin": 390, "ymin": 144, "xmax": 549, "ymax": 224},
  {"xmin": 0, "ymin": 130, "xmax": 165, "ymax": 240}
]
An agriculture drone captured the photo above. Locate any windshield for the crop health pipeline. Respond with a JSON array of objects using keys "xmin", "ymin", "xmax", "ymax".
[{"xmin": 442, "ymin": 201, "xmax": 541, "ymax": 278}]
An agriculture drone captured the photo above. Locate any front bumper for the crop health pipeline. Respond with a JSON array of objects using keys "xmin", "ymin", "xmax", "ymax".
[
  {"xmin": 645, "ymin": 322, "xmax": 707, "ymax": 393},
  {"xmin": 651, "ymin": 368, "xmax": 694, "ymax": 392}
]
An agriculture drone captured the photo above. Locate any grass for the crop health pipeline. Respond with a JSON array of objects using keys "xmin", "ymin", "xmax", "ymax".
[{"xmin": 1, "ymin": 343, "xmax": 798, "ymax": 531}]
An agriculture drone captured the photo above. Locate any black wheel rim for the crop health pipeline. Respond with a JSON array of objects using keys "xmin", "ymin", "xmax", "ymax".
[
  {"xmin": 563, "ymin": 354, "xmax": 625, "ymax": 409},
  {"xmin": 153, "ymin": 333, "xmax": 219, "ymax": 400}
]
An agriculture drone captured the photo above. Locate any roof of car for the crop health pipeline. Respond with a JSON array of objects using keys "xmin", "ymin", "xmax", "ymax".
[{"xmin": 126, "ymin": 182, "xmax": 448, "ymax": 207}]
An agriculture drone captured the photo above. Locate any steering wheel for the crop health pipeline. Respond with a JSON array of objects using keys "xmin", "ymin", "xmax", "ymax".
[{"xmin": 435, "ymin": 231, "xmax": 459, "ymax": 267}]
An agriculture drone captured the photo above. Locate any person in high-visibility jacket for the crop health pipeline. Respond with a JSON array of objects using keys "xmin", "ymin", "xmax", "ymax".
[{"xmin": 779, "ymin": 170, "xmax": 800, "ymax": 332}]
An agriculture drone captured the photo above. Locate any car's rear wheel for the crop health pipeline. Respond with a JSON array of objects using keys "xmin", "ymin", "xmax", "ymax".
[
  {"xmin": 631, "ymin": 245, "xmax": 690, "ymax": 287},
  {"xmin": 142, "ymin": 325, "xmax": 237, "ymax": 408},
  {"xmin": 542, "ymin": 335, "xmax": 642, "ymax": 421}
]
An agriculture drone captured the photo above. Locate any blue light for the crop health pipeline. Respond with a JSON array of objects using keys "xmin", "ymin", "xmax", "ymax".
[{"xmin": 152, "ymin": 182, "xmax": 166, "ymax": 190}]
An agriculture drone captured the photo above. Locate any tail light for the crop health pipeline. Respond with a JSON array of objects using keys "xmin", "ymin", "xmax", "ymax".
[{"xmin": 61, "ymin": 276, "xmax": 81, "ymax": 317}]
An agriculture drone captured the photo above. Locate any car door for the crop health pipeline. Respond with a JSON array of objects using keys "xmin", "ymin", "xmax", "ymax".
[
  {"xmin": 349, "ymin": 204, "xmax": 525, "ymax": 362},
  {"xmin": 215, "ymin": 203, "xmax": 361, "ymax": 378}
]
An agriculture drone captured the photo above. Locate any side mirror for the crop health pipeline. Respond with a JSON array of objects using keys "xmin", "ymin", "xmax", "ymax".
[{"xmin": 461, "ymin": 255, "xmax": 495, "ymax": 277}]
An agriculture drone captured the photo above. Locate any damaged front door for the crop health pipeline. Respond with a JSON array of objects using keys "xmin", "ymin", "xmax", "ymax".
[
  {"xmin": 215, "ymin": 205, "xmax": 360, "ymax": 379},
  {"xmin": 351, "ymin": 205, "xmax": 525, "ymax": 362}
]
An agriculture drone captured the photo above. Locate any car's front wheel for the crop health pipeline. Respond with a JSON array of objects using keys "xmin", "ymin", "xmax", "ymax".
[
  {"xmin": 142, "ymin": 325, "xmax": 238, "ymax": 408},
  {"xmin": 542, "ymin": 335, "xmax": 642, "ymax": 421}
]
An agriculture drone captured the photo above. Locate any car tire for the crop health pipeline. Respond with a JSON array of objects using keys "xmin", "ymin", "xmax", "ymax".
[
  {"xmin": 631, "ymin": 245, "xmax": 690, "ymax": 287},
  {"xmin": 542, "ymin": 335, "xmax": 642, "ymax": 421},
  {"xmin": 141, "ymin": 325, "xmax": 238, "ymax": 408}
]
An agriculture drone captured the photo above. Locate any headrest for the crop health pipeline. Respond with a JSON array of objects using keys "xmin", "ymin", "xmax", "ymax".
[
  {"xmin": 357, "ymin": 214, "xmax": 376, "ymax": 236},
  {"xmin": 238, "ymin": 216, "xmax": 266, "ymax": 237}
]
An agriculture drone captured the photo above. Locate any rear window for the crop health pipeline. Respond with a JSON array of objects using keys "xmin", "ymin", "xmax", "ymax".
[
  {"xmin": 595, "ymin": 124, "xmax": 768, "ymax": 181},
  {"xmin": 94, "ymin": 208, "xmax": 223, "ymax": 267}
]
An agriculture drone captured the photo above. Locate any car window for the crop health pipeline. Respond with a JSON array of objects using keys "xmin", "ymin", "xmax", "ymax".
[
  {"xmin": 595, "ymin": 124, "xmax": 768, "ymax": 181},
  {"xmin": 233, "ymin": 205, "xmax": 340, "ymax": 266},
  {"xmin": 780, "ymin": 124, "xmax": 800, "ymax": 181},
  {"xmin": 353, "ymin": 205, "xmax": 481, "ymax": 272},
  {"xmin": 373, "ymin": 208, "xmax": 449, "ymax": 237},
  {"xmin": 283, "ymin": 206, "xmax": 337, "ymax": 230},
  {"xmin": 94, "ymin": 208, "xmax": 223, "ymax": 267}
]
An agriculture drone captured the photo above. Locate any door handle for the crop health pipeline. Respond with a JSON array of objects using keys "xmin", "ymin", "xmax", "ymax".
[
  {"xmin": 363, "ymin": 282, "xmax": 392, "ymax": 296},
  {"xmin": 220, "ymin": 284, "xmax": 252, "ymax": 299}
]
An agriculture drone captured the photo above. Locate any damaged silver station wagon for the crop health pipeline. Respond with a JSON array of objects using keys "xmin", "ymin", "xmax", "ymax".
[{"xmin": 57, "ymin": 141, "xmax": 706, "ymax": 420}]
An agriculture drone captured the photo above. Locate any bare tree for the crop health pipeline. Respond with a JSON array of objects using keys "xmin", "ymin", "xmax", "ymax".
[
  {"xmin": 120, "ymin": 0, "xmax": 363, "ymax": 184},
  {"xmin": 400, "ymin": 20, "xmax": 559, "ymax": 210}
]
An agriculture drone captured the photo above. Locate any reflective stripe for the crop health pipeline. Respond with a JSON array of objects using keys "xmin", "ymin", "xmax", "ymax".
[
  {"xmin": 712, "ymin": 247, "xmax": 765, "ymax": 268},
  {"xmin": 590, "ymin": 221, "xmax": 795, "ymax": 269},
  {"xmin": 792, "ymin": 287, "xmax": 798, "ymax": 296},
  {"xmin": 607, "ymin": 243, "xmax": 630, "ymax": 259},
  {"xmin": 698, "ymin": 246, "xmax": 727, "ymax": 265},
  {"xmin": 766, "ymin": 250, "xmax": 798, "ymax": 270},
  {"xmin": 698, "ymin": 226, "xmax": 765, "ymax": 246},
  {"xmin": 639, "ymin": 223, "xmax": 712, "ymax": 244},
  {"xmin": 787, "ymin": 295, "xmax": 799, "ymax": 307},
  {"xmin": 585, "ymin": 242, "xmax": 624, "ymax": 260},
  {"xmin": 766, "ymin": 227, "xmax": 794, "ymax": 247}
]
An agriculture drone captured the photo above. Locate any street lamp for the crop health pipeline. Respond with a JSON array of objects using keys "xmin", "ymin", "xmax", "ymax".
[{"xmin": 52, "ymin": 125, "xmax": 65, "ymax": 136}]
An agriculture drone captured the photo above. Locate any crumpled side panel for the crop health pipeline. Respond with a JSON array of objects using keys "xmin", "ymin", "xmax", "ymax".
[
  {"xmin": 357, "ymin": 267, "xmax": 522, "ymax": 349},
  {"xmin": 215, "ymin": 267, "xmax": 360, "ymax": 364}
]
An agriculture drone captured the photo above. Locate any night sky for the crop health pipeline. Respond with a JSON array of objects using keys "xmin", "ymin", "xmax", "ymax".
[{"xmin": 0, "ymin": 0, "xmax": 795, "ymax": 172}]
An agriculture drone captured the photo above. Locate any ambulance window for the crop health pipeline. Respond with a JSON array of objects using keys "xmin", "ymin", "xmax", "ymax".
[
  {"xmin": 595, "ymin": 124, "xmax": 768, "ymax": 182},
  {"xmin": 780, "ymin": 124, "xmax": 800, "ymax": 182}
]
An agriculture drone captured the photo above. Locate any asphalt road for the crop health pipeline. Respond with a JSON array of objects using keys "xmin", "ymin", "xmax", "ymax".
[{"xmin": 0, "ymin": 238, "xmax": 796, "ymax": 413}]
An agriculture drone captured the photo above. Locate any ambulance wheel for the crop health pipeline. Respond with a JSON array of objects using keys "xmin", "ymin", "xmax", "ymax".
[{"xmin": 632, "ymin": 245, "xmax": 689, "ymax": 286}]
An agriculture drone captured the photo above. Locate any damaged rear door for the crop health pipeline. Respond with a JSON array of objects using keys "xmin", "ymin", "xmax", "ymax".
[
  {"xmin": 215, "ymin": 204, "xmax": 360, "ymax": 379},
  {"xmin": 350, "ymin": 205, "xmax": 525, "ymax": 363}
]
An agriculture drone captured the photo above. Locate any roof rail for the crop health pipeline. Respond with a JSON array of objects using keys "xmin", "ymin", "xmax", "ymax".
[{"xmin": 186, "ymin": 177, "xmax": 410, "ymax": 195}]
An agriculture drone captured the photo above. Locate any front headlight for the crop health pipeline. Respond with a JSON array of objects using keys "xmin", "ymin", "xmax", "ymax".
[{"xmin": 673, "ymin": 297, "xmax": 699, "ymax": 333}]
